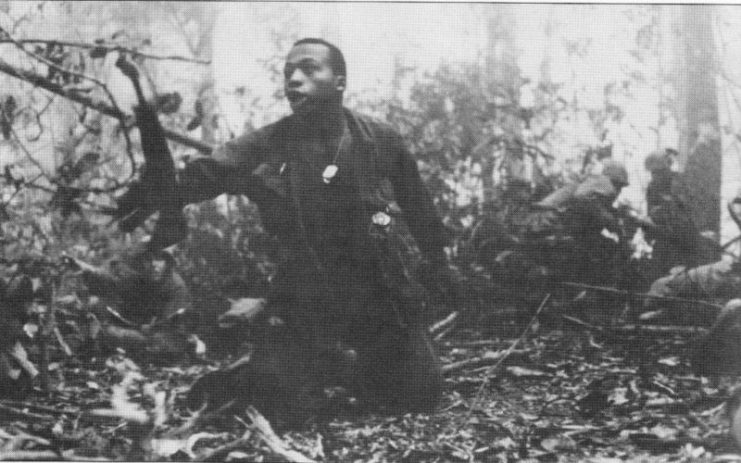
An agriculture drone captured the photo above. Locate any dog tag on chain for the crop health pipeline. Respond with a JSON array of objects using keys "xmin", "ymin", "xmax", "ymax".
[{"xmin": 322, "ymin": 164, "xmax": 338, "ymax": 184}]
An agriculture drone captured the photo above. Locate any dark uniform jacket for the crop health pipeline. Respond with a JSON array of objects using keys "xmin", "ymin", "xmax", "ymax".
[
  {"xmin": 176, "ymin": 108, "xmax": 447, "ymax": 343},
  {"xmin": 178, "ymin": 108, "xmax": 446, "ymax": 262}
]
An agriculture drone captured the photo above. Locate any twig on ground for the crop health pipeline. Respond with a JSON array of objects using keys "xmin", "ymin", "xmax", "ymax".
[
  {"xmin": 434, "ymin": 323, "xmax": 457, "ymax": 342},
  {"xmin": 0, "ymin": 450, "xmax": 61, "ymax": 461},
  {"xmin": 561, "ymin": 315, "xmax": 603, "ymax": 332},
  {"xmin": 560, "ymin": 282, "xmax": 723, "ymax": 312},
  {"xmin": 0, "ymin": 428, "xmax": 51, "ymax": 446},
  {"xmin": 105, "ymin": 306, "xmax": 138, "ymax": 328},
  {"xmin": 0, "ymin": 401, "xmax": 78, "ymax": 417},
  {"xmin": 561, "ymin": 315, "xmax": 707, "ymax": 335},
  {"xmin": 59, "ymin": 451, "xmax": 111, "ymax": 462},
  {"xmin": 245, "ymin": 406, "xmax": 316, "ymax": 463},
  {"xmin": 53, "ymin": 326, "xmax": 73, "ymax": 357},
  {"xmin": 0, "ymin": 403, "xmax": 54, "ymax": 421},
  {"xmin": 465, "ymin": 294, "xmax": 551, "ymax": 419},
  {"xmin": 442, "ymin": 350, "xmax": 530, "ymax": 375},
  {"xmin": 619, "ymin": 325, "xmax": 706, "ymax": 334},
  {"xmin": 8, "ymin": 341, "xmax": 38, "ymax": 378},
  {"xmin": 169, "ymin": 401, "xmax": 236, "ymax": 438},
  {"xmin": 443, "ymin": 340, "xmax": 510, "ymax": 348},
  {"xmin": 430, "ymin": 311, "xmax": 459, "ymax": 336},
  {"xmin": 195, "ymin": 430, "xmax": 251, "ymax": 462},
  {"xmin": 37, "ymin": 311, "xmax": 52, "ymax": 393}
]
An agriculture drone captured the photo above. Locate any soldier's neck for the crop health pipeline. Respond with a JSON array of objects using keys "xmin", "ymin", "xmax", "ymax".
[{"xmin": 298, "ymin": 103, "xmax": 346, "ymax": 139}]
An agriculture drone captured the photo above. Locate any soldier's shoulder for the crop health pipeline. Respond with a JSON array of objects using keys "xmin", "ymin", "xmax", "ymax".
[
  {"xmin": 225, "ymin": 116, "xmax": 292, "ymax": 151},
  {"xmin": 348, "ymin": 110, "xmax": 402, "ymax": 140}
]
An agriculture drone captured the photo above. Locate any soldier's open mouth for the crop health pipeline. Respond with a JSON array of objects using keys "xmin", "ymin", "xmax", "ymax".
[{"xmin": 287, "ymin": 92, "xmax": 308, "ymax": 110}]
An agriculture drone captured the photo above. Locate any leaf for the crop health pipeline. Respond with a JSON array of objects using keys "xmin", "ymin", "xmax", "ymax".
[
  {"xmin": 188, "ymin": 334, "xmax": 206, "ymax": 357},
  {"xmin": 155, "ymin": 92, "xmax": 182, "ymax": 114},
  {"xmin": 150, "ymin": 438, "xmax": 185, "ymax": 458},
  {"xmin": 8, "ymin": 341, "xmax": 37, "ymax": 378},
  {"xmin": 22, "ymin": 323, "xmax": 37, "ymax": 339},
  {"xmin": 89, "ymin": 47, "xmax": 108, "ymax": 59},
  {"xmin": 226, "ymin": 451, "xmax": 251, "ymax": 461},
  {"xmin": 657, "ymin": 357, "xmax": 680, "ymax": 367},
  {"xmin": 541, "ymin": 434, "xmax": 576, "ymax": 452},
  {"xmin": 506, "ymin": 366, "xmax": 549, "ymax": 378},
  {"xmin": 219, "ymin": 298, "xmax": 267, "ymax": 327},
  {"xmin": 186, "ymin": 115, "xmax": 202, "ymax": 131},
  {"xmin": 492, "ymin": 437, "xmax": 517, "ymax": 450}
]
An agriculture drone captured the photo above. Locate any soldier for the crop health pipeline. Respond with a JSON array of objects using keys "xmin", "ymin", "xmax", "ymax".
[
  {"xmin": 69, "ymin": 249, "xmax": 197, "ymax": 364},
  {"xmin": 118, "ymin": 38, "xmax": 451, "ymax": 425},
  {"xmin": 526, "ymin": 159, "xmax": 631, "ymax": 287},
  {"xmin": 644, "ymin": 148, "xmax": 678, "ymax": 212},
  {"xmin": 643, "ymin": 148, "xmax": 717, "ymax": 271}
]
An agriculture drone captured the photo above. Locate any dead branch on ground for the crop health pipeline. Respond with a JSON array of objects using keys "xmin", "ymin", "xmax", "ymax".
[
  {"xmin": 442, "ymin": 349, "xmax": 531, "ymax": 375},
  {"xmin": 561, "ymin": 282, "xmax": 724, "ymax": 312}
]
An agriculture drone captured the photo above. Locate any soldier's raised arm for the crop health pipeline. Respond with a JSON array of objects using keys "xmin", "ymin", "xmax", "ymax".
[{"xmin": 175, "ymin": 134, "xmax": 267, "ymax": 206}]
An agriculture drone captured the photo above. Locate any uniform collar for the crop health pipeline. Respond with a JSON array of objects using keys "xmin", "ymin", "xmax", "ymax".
[
  {"xmin": 280, "ymin": 107, "xmax": 375, "ymax": 147},
  {"xmin": 342, "ymin": 107, "xmax": 375, "ymax": 144}
]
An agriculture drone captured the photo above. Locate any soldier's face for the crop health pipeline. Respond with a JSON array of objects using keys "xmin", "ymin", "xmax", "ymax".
[{"xmin": 284, "ymin": 43, "xmax": 345, "ymax": 116}]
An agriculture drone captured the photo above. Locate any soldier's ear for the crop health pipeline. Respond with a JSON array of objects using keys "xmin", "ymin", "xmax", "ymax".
[{"xmin": 335, "ymin": 75, "xmax": 346, "ymax": 92}]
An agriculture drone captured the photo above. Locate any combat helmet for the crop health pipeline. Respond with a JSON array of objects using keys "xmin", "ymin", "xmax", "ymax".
[
  {"xmin": 644, "ymin": 149, "xmax": 673, "ymax": 173},
  {"xmin": 601, "ymin": 159, "xmax": 629, "ymax": 187}
]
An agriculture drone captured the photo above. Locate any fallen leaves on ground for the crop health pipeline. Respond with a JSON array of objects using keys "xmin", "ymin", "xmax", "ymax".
[{"xmin": 0, "ymin": 325, "xmax": 737, "ymax": 462}]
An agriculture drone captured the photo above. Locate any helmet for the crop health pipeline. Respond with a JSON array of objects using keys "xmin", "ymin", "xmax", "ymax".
[
  {"xmin": 644, "ymin": 150, "xmax": 672, "ymax": 172},
  {"xmin": 601, "ymin": 159, "xmax": 629, "ymax": 187}
]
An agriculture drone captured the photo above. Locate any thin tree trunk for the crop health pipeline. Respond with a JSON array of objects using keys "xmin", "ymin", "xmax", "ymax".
[{"xmin": 674, "ymin": 5, "xmax": 722, "ymax": 233}]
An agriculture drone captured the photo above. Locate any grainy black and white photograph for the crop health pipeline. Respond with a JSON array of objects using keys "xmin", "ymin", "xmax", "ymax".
[{"xmin": 1, "ymin": 1, "xmax": 741, "ymax": 461}]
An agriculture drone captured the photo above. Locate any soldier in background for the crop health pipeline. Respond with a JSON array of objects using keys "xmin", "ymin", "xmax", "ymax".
[
  {"xmin": 533, "ymin": 158, "xmax": 630, "ymax": 240},
  {"xmin": 645, "ymin": 148, "xmax": 678, "ymax": 212},
  {"xmin": 644, "ymin": 148, "xmax": 718, "ymax": 272},
  {"xmin": 68, "ymin": 248, "xmax": 198, "ymax": 364}
]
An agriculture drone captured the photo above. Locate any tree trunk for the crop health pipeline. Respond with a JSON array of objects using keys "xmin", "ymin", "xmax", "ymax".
[
  {"xmin": 483, "ymin": 6, "xmax": 524, "ymax": 202},
  {"xmin": 674, "ymin": 5, "xmax": 722, "ymax": 234}
]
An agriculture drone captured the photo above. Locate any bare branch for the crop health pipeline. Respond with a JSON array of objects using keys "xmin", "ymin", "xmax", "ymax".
[
  {"xmin": 0, "ymin": 26, "xmax": 122, "ymax": 107},
  {"xmin": 10, "ymin": 126, "xmax": 47, "ymax": 176},
  {"xmin": 0, "ymin": 39, "xmax": 210, "ymax": 65},
  {"xmin": 9, "ymin": 124, "xmax": 128, "ymax": 196},
  {"xmin": 0, "ymin": 58, "xmax": 214, "ymax": 154},
  {"xmin": 559, "ymin": 281, "xmax": 724, "ymax": 312}
]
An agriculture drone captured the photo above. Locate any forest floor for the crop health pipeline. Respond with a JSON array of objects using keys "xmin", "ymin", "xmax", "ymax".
[{"xmin": 0, "ymin": 310, "xmax": 738, "ymax": 462}]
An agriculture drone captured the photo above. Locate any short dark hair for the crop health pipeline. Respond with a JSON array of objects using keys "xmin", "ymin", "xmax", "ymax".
[{"xmin": 292, "ymin": 38, "xmax": 346, "ymax": 78}]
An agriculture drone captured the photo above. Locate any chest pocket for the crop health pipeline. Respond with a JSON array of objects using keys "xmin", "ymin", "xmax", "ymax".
[
  {"xmin": 252, "ymin": 162, "xmax": 289, "ymax": 198},
  {"xmin": 249, "ymin": 162, "xmax": 300, "ymax": 240}
]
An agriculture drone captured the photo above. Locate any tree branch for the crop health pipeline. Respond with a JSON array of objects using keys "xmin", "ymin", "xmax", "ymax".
[
  {"xmin": 0, "ymin": 25, "xmax": 129, "ymax": 132},
  {"xmin": 0, "ymin": 39, "xmax": 211, "ymax": 65},
  {"xmin": 0, "ymin": 59, "xmax": 215, "ymax": 154}
]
